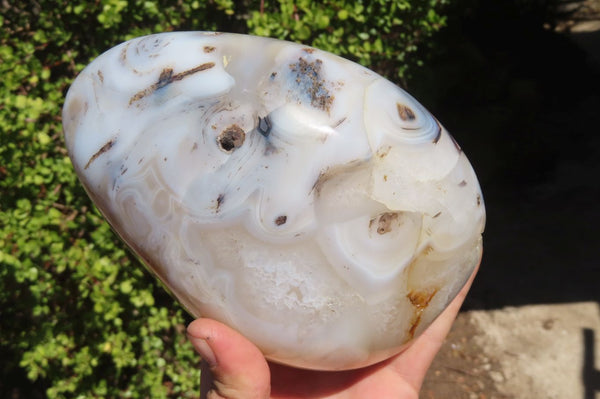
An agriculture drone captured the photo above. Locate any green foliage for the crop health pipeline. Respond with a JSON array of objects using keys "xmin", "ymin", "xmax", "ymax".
[
  {"xmin": 0, "ymin": 0, "xmax": 448, "ymax": 397},
  {"xmin": 246, "ymin": 0, "xmax": 449, "ymax": 81}
]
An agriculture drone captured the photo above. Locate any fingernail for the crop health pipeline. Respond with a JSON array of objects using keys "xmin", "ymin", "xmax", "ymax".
[{"xmin": 190, "ymin": 336, "xmax": 217, "ymax": 367}]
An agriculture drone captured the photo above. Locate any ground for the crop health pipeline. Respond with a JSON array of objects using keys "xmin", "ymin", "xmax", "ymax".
[{"xmin": 419, "ymin": 1, "xmax": 600, "ymax": 398}]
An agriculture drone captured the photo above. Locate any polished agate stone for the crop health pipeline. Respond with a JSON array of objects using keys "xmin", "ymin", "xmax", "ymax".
[{"xmin": 63, "ymin": 32, "xmax": 485, "ymax": 370}]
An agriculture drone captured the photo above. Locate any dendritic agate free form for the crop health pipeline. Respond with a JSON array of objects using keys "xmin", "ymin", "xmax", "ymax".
[{"xmin": 63, "ymin": 32, "xmax": 485, "ymax": 370}]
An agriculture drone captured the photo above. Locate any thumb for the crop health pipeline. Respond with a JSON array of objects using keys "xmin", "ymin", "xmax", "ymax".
[{"xmin": 187, "ymin": 318, "xmax": 271, "ymax": 399}]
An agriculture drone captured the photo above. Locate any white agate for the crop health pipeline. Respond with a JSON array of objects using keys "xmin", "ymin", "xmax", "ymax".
[{"xmin": 63, "ymin": 32, "xmax": 485, "ymax": 370}]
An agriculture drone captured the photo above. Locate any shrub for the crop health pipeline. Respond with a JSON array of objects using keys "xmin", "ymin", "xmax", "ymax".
[
  {"xmin": 0, "ymin": 1, "xmax": 448, "ymax": 397},
  {"xmin": 247, "ymin": 0, "xmax": 449, "ymax": 81}
]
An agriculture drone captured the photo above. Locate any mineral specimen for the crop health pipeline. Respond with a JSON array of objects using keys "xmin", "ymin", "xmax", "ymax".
[{"xmin": 63, "ymin": 32, "xmax": 485, "ymax": 370}]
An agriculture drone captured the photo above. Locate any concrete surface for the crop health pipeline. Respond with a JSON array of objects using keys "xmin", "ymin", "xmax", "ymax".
[
  {"xmin": 423, "ymin": 303, "xmax": 600, "ymax": 399},
  {"xmin": 471, "ymin": 303, "xmax": 600, "ymax": 399}
]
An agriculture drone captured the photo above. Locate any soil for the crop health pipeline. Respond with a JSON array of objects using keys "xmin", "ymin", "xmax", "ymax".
[{"xmin": 422, "ymin": 313, "xmax": 511, "ymax": 399}]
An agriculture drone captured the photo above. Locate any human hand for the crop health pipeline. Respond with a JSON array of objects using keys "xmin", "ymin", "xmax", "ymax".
[{"xmin": 187, "ymin": 266, "xmax": 478, "ymax": 399}]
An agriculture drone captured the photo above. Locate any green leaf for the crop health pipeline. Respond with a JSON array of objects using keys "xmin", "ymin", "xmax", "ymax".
[{"xmin": 120, "ymin": 280, "xmax": 133, "ymax": 294}]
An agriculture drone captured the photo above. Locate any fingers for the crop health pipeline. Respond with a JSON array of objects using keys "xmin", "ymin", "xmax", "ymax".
[
  {"xmin": 187, "ymin": 318, "xmax": 271, "ymax": 399},
  {"xmin": 421, "ymin": 265, "xmax": 478, "ymax": 342},
  {"xmin": 390, "ymin": 261, "xmax": 480, "ymax": 391}
]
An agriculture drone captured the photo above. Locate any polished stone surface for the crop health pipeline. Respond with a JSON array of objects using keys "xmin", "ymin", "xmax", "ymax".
[{"xmin": 63, "ymin": 32, "xmax": 485, "ymax": 370}]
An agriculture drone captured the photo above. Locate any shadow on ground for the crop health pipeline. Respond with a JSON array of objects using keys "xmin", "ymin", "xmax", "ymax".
[
  {"xmin": 410, "ymin": 0, "xmax": 600, "ymax": 310},
  {"xmin": 419, "ymin": 3, "xmax": 600, "ymax": 396},
  {"xmin": 583, "ymin": 326, "xmax": 600, "ymax": 399}
]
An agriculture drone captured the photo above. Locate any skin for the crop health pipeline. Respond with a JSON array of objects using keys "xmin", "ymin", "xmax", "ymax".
[{"xmin": 187, "ymin": 264, "xmax": 479, "ymax": 399}]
